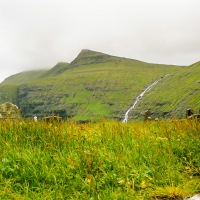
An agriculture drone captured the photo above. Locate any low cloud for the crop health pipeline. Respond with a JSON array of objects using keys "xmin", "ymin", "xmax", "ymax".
[{"xmin": 0, "ymin": 0, "xmax": 200, "ymax": 82}]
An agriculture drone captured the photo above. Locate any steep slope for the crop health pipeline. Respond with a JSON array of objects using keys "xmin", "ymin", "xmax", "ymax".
[
  {"xmin": 40, "ymin": 62, "xmax": 69, "ymax": 77},
  {"xmin": 70, "ymin": 49, "xmax": 151, "ymax": 68},
  {"xmin": 1, "ymin": 70, "xmax": 47, "ymax": 85},
  {"xmin": 131, "ymin": 61, "xmax": 200, "ymax": 120},
  {"xmin": 15, "ymin": 50, "xmax": 180, "ymax": 121}
]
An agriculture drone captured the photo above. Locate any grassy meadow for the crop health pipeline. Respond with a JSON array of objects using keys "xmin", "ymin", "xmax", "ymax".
[{"xmin": 0, "ymin": 119, "xmax": 199, "ymax": 199}]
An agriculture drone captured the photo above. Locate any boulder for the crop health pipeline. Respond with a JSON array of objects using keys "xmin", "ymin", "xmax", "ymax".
[{"xmin": 0, "ymin": 102, "xmax": 21, "ymax": 121}]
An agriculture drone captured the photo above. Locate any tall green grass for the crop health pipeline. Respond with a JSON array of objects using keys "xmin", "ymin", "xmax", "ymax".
[{"xmin": 0, "ymin": 119, "xmax": 199, "ymax": 199}]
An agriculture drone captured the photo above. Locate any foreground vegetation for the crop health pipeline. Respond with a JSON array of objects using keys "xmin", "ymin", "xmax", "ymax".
[{"xmin": 0, "ymin": 119, "xmax": 199, "ymax": 199}]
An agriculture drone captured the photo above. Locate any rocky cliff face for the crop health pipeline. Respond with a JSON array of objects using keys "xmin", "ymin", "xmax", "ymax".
[{"xmin": 17, "ymin": 84, "xmax": 69, "ymax": 118}]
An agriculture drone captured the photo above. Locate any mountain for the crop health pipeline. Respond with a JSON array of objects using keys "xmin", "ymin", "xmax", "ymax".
[{"xmin": 0, "ymin": 49, "xmax": 184, "ymax": 121}]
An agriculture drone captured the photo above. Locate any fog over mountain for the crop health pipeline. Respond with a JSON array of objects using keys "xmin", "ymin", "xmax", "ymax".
[{"xmin": 0, "ymin": 0, "xmax": 200, "ymax": 82}]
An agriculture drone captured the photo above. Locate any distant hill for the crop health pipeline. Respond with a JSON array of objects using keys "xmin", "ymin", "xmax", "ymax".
[
  {"xmin": 0, "ymin": 49, "xmax": 186, "ymax": 121},
  {"xmin": 1, "ymin": 70, "xmax": 47, "ymax": 86}
]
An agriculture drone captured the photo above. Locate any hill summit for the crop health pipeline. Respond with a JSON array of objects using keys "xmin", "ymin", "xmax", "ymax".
[
  {"xmin": 70, "ymin": 49, "xmax": 119, "ymax": 67},
  {"xmin": 76, "ymin": 49, "xmax": 108, "ymax": 58}
]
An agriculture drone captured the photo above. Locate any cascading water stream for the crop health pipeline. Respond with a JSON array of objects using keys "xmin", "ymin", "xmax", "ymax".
[{"xmin": 122, "ymin": 74, "xmax": 169, "ymax": 122}]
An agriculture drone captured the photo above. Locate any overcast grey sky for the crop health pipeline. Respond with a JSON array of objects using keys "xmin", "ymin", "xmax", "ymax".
[{"xmin": 0, "ymin": 0, "xmax": 200, "ymax": 82}]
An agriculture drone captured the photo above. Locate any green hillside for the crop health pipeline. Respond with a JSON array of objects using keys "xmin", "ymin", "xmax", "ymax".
[
  {"xmin": 40, "ymin": 62, "xmax": 69, "ymax": 77},
  {"xmin": 1, "ymin": 70, "xmax": 47, "ymax": 86},
  {"xmin": 131, "ymin": 61, "xmax": 200, "ymax": 120},
  {"xmin": 8, "ymin": 49, "xmax": 179, "ymax": 121},
  {"xmin": 0, "ymin": 85, "xmax": 18, "ymax": 105}
]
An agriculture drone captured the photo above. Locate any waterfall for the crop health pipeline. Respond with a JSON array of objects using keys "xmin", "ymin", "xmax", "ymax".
[{"xmin": 122, "ymin": 74, "xmax": 169, "ymax": 122}]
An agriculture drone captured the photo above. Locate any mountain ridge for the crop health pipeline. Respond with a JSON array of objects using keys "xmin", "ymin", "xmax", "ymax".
[
  {"xmin": 0, "ymin": 49, "xmax": 183, "ymax": 85},
  {"xmin": 0, "ymin": 49, "xmax": 198, "ymax": 121},
  {"xmin": 1, "ymin": 70, "xmax": 47, "ymax": 86}
]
